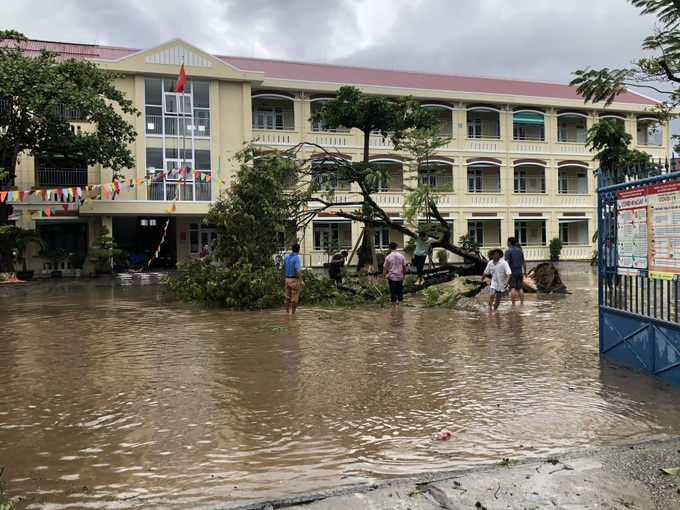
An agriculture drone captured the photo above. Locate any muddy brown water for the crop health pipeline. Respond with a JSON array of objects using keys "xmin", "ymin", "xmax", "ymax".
[{"xmin": 2, "ymin": 264, "xmax": 680, "ymax": 509}]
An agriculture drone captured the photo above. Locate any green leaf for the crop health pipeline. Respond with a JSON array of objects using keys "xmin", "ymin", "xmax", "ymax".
[{"xmin": 660, "ymin": 467, "xmax": 680, "ymax": 475}]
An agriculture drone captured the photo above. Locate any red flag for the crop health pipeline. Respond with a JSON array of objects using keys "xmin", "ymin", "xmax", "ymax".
[{"xmin": 175, "ymin": 63, "xmax": 186, "ymax": 93}]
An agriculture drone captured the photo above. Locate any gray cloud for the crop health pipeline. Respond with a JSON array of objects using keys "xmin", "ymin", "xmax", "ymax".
[{"xmin": 1, "ymin": 0, "xmax": 664, "ymax": 87}]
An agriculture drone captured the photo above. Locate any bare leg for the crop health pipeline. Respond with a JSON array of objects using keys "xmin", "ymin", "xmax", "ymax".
[
  {"xmin": 487, "ymin": 293, "xmax": 494, "ymax": 310},
  {"xmin": 519, "ymin": 289, "xmax": 525, "ymax": 305},
  {"xmin": 291, "ymin": 302, "xmax": 297, "ymax": 314},
  {"xmin": 493, "ymin": 293, "xmax": 502, "ymax": 310},
  {"xmin": 285, "ymin": 300, "xmax": 290, "ymax": 313},
  {"xmin": 510, "ymin": 288, "xmax": 517, "ymax": 306}
]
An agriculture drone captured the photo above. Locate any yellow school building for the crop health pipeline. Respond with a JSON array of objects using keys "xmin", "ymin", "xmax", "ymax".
[{"xmin": 7, "ymin": 38, "xmax": 668, "ymax": 273}]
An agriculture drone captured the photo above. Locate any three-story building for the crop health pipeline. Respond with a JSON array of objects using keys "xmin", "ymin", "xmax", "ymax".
[{"xmin": 7, "ymin": 38, "xmax": 667, "ymax": 273}]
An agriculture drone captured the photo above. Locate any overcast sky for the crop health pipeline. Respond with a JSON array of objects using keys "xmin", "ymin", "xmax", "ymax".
[{"xmin": 1, "ymin": 0, "xmax": 668, "ymax": 95}]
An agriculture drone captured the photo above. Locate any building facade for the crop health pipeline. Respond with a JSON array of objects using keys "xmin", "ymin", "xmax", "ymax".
[{"xmin": 6, "ymin": 38, "xmax": 668, "ymax": 273}]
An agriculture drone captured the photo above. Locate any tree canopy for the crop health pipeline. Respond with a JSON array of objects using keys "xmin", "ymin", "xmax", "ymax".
[
  {"xmin": 307, "ymin": 87, "xmax": 488, "ymax": 270},
  {"xmin": 585, "ymin": 120, "xmax": 651, "ymax": 183},
  {"xmin": 570, "ymin": 1, "xmax": 680, "ymax": 129},
  {"xmin": 0, "ymin": 30, "xmax": 139, "ymax": 274}
]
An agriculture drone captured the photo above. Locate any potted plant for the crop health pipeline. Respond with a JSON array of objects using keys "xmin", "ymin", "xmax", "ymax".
[
  {"xmin": 9, "ymin": 226, "xmax": 48, "ymax": 280},
  {"xmin": 436, "ymin": 248, "xmax": 448, "ymax": 266},
  {"xmin": 88, "ymin": 225, "xmax": 125, "ymax": 275},
  {"xmin": 69, "ymin": 251, "xmax": 86, "ymax": 277},
  {"xmin": 549, "ymin": 237, "xmax": 563, "ymax": 261},
  {"xmin": 43, "ymin": 247, "xmax": 68, "ymax": 278}
]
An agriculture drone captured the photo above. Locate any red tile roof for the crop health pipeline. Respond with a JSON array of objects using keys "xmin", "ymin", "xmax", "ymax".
[
  {"xmin": 3, "ymin": 38, "xmax": 658, "ymax": 106},
  {"xmin": 1, "ymin": 39, "xmax": 137, "ymax": 61}
]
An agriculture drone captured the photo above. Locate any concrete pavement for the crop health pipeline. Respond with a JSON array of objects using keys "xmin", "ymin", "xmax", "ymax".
[{"xmin": 216, "ymin": 438, "xmax": 680, "ymax": 510}]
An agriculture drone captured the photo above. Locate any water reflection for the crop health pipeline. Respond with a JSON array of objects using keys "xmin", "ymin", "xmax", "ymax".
[{"xmin": 2, "ymin": 264, "xmax": 680, "ymax": 509}]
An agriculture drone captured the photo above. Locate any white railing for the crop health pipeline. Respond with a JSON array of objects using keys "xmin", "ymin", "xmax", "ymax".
[
  {"xmin": 374, "ymin": 193, "xmax": 402, "ymax": 206},
  {"xmin": 516, "ymin": 196, "xmax": 544, "ymax": 206},
  {"xmin": 254, "ymin": 132, "xmax": 292, "ymax": 144},
  {"xmin": 513, "ymin": 143, "xmax": 544, "ymax": 153},
  {"xmin": 562, "ymin": 247, "xmax": 591, "ymax": 259},
  {"xmin": 522, "ymin": 248, "xmax": 548, "ymax": 260},
  {"xmin": 559, "ymin": 146, "xmax": 587, "ymax": 155},
  {"xmin": 470, "ymin": 196, "xmax": 499, "ymax": 206},
  {"xmin": 561, "ymin": 197, "xmax": 588, "ymax": 206},
  {"xmin": 466, "ymin": 141, "xmax": 499, "ymax": 151},
  {"xmin": 313, "ymin": 136, "xmax": 349, "ymax": 147}
]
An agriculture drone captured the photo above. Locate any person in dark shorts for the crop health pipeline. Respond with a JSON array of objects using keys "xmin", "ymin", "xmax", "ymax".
[
  {"xmin": 328, "ymin": 250, "xmax": 348, "ymax": 284},
  {"xmin": 504, "ymin": 236, "xmax": 527, "ymax": 306},
  {"xmin": 413, "ymin": 230, "xmax": 444, "ymax": 286}
]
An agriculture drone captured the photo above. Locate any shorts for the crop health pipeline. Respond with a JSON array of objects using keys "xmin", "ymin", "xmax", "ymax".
[
  {"xmin": 508, "ymin": 275, "xmax": 524, "ymax": 290},
  {"xmin": 490, "ymin": 288, "xmax": 508, "ymax": 296},
  {"xmin": 285, "ymin": 277, "xmax": 301, "ymax": 303}
]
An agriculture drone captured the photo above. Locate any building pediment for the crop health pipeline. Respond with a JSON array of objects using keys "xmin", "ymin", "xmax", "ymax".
[{"xmin": 93, "ymin": 39, "xmax": 264, "ymax": 83}]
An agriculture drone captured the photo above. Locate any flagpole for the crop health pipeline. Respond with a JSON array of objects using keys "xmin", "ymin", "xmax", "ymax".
[{"xmin": 181, "ymin": 56, "xmax": 187, "ymax": 201}]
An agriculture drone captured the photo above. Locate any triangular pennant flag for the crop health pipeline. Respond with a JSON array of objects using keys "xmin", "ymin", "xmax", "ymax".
[
  {"xmin": 24, "ymin": 213, "xmax": 32, "ymax": 220},
  {"xmin": 62, "ymin": 205, "xmax": 69, "ymax": 211},
  {"xmin": 43, "ymin": 208, "xmax": 51, "ymax": 217},
  {"xmin": 0, "ymin": 191, "xmax": 7, "ymax": 202}
]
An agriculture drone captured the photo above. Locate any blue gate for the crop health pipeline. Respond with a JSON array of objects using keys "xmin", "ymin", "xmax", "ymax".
[{"xmin": 598, "ymin": 161, "xmax": 680, "ymax": 386}]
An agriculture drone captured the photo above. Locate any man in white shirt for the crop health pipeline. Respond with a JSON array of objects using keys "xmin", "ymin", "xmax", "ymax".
[{"xmin": 481, "ymin": 248, "xmax": 512, "ymax": 310}]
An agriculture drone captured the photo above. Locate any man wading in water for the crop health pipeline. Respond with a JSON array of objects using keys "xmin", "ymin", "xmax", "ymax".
[{"xmin": 280, "ymin": 243, "xmax": 305, "ymax": 314}]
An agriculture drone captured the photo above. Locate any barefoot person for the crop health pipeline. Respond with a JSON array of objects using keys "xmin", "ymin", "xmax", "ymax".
[
  {"xmin": 280, "ymin": 243, "xmax": 305, "ymax": 314},
  {"xmin": 481, "ymin": 248, "xmax": 511, "ymax": 310},
  {"xmin": 504, "ymin": 237, "xmax": 527, "ymax": 305},
  {"xmin": 413, "ymin": 230, "xmax": 444, "ymax": 286}
]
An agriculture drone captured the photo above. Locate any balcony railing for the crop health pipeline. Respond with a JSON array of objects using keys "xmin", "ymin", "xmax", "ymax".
[
  {"xmin": 418, "ymin": 173, "xmax": 453, "ymax": 189},
  {"xmin": 468, "ymin": 175, "xmax": 501, "ymax": 193},
  {"xmin": 467, "ymin": 120, "xmax": 501, "ymax": 139},
  {"xmin": 36, "ymin": 167, "xmax": 88, "ymax": 187},
  {"xmin": 148, "ymin": 179, "xmax": 212, "ymax": 201},
  {"xmin": 558, "ymin": 177, "xmax": 589, "ymax": 194}
]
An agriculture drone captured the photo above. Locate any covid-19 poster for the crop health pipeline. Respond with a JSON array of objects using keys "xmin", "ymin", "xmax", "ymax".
[
  {"xmin": 616, "ymin": 178, "xmax": 680, "ymax": 280},
  {"xmin": 647, "ymin": 180, "xmax": 680, "ymax": 279},
  {"xmin": 616, "ymin": 187, "xmax": 648, "ymax": 273}
]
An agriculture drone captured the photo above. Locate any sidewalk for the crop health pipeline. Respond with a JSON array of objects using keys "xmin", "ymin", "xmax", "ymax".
[{"xmin": 218, "ymin": 438, "xmax": 680, "ymax": 510}]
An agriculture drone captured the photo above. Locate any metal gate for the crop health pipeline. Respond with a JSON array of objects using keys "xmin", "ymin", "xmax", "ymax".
[{"xmin": 597, "ymin": 161, "xmax": 680, "ymax": 386}]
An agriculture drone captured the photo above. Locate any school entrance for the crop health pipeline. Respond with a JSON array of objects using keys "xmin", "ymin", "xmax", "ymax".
[{"xmin": 597, "ymin": 161, "xmax": 680, "ymax": 386}]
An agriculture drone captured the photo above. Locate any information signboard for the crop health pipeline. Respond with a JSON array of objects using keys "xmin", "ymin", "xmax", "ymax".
[
  {"xmin": 616, "ymin": 187, "xmax": 648, "ymax": 272},
  {"xmin": 647, "ymin": 180, "xmax": 680, "ymax": 279}
]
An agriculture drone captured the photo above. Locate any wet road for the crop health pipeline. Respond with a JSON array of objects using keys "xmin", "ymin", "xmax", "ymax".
[{"xmin": 2, "ymin": 264, "xmax": 680, "ymax": 509}]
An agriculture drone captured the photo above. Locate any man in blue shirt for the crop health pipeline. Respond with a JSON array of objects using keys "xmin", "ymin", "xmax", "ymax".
[
  {"xmin": 280, "ymin": 243, "xmax": 305, "ymax": 314},
  {"xmin": 504, "ymin": 236, "xmax": 527, "ymax": 306}
]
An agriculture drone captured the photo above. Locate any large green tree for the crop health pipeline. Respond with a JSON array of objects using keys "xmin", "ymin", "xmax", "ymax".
[
  {"xmin": 166, "ymin": 147, "xmax": 304, "ymax": 309},
  {"xmin": 308, "ymin": 86, "xmax": 482, "ymax": 270},
  {"xmin": 0, "ymin": 30, "xmax": 138, "ymax": 275},
  {"xmin": 585, "ymin": 120, "xmax": 651, "ymax": 183},
  {"xmin": 570, "ymin": 1, "xmax": 680, "ymax": 136}
]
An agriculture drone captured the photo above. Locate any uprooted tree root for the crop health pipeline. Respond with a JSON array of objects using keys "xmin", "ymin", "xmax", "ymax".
[{"xmin": 523, "ymin": 262, "xmax": 568, "ymax": 294}]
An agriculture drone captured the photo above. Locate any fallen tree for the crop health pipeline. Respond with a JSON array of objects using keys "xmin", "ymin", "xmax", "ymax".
[{"xmin": 523, "ymin": 262, "xmax": 568, "ymax": 294}]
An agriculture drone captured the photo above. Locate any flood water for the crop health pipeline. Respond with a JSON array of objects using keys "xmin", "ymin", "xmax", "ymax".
[{"xmin": 2, "ymin": 264, "xmax": 680, "ymax": 509}]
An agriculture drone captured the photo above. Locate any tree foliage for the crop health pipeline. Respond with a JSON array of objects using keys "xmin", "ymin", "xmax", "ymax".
[
  {"xmin": 570, "ymin": 1, "xmax": 680, "ymax": 128},
  {"xmin": 310, "ymin": 85, "xmax": 440, "ymax": 162},
  {"xmin": 167, "ymin": 147, "xmax": 304, "ymax": 308},
  {"xmin": 0, "ymin": 30, "xmax": 139, "ymax": 274},
  {"xmin": 584, "ymin": 120, "xmax": 651, "ymax": 181},
  {"xmin": 206, "ymin": 147, "xmax": 302, "ymax": 268}
]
